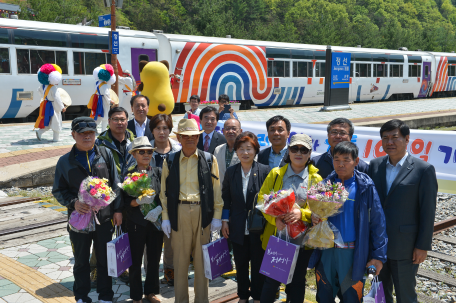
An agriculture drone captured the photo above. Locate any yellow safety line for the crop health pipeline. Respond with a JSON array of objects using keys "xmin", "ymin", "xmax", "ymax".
[{"xmin": 0, "ymin": 254, "xmax": 74, "ymax": 303}]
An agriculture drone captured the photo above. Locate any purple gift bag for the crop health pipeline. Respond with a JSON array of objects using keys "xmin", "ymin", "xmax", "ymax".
[
  {"xmin": 260, "ymin": 235, "xmax": 300, "ymax": 285},
  {"xmin": 363, "ymin": 277, "xmax": 386, "ymax": 303},
  {"xmin": 202, "ymin": 237, "xmax": 233, "ymax": 280},
  {"xmin": 107, "ymin": 227, "xmax": 132, "ymax": 277}
]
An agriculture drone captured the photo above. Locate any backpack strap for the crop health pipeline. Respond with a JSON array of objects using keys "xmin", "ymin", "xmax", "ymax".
[
  {"xmin": 204, "ymin": 151, "xmax": 218, "ymax": 180},
  {"xmin": 98, "ymin": 146, "xmax": 109, "ymax": 164},
  {"xmin": 166, "ymin": 151, "xmax": 177, "ymax": 172}
]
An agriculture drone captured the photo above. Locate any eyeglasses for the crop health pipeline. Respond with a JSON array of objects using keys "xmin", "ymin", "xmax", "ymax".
[
  {"xmin": 289, "ymin": 146, "xmax": 310, "ymax": 154},
  {"xmin": 73, "ymin": 122, "xmax": 97, "ymax": 130},
  {"xmin": 110, "ymin": 118, "xmax": 127, "ymax": 123},
  {"xmin": 137, "ymin": 150, "xmax": 153, "ymax": 155},
  {"xmin": 329, "ymin": 130, "xmax": 349, "ymax": 137}
]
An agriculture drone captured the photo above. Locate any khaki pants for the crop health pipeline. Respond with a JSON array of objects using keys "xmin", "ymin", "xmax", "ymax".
[
  {"xmin": 171, "ymin": 204, "xmax": 210, "ymax": 303},
  {"xmin": 163, "ymin": 233, "xmax": 173, "ymax": 269}
]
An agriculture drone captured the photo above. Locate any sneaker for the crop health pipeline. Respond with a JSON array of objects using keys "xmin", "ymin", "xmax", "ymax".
[
  {"xmin": 90, "ymin": 268, "xmax": 97, "ymax": 288},
  {"xmin": 36, "ymin": 130, "xmax": 42, "ymax": 141},
  {"xmin": 118, "ymin": 270, "xmax": 129, "ymax": 284}
]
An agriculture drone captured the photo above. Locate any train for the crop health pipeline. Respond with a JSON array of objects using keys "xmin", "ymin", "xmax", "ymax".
[{"xmin": 1, "ymin": 18, "xmax": 456, "ymax": 121}]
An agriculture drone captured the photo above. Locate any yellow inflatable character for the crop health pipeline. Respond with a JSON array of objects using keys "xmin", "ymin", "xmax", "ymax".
[{"xmin": 138, "ymin": 60, "xmax": 175, "ymax": 117}]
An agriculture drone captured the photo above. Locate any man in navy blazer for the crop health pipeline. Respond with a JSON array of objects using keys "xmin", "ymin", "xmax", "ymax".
[
  {"xmin": 368, "ymin": 119, "xmax": 437, "ymax": 303},
  {"xmin": 197, "ymin": 106, "xmax": 227, "ymax": 154},
  {"xmin": 257, "ymin": 115, "xmax": 290, "ymax": 169},
  {"xmin": 127, "ymin": 95, "xmax": 154, "ymax": 141},
  {"xmin": 313, "ymin": 117, "xmax": 369, "ymax": 178}
]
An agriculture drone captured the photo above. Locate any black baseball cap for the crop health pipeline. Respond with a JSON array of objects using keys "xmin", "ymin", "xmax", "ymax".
[{"xmin": 71, "ymin": 117, "xmax": 97, "ymax": 133}]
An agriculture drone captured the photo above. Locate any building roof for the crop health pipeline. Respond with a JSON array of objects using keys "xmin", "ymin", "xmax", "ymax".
[{"xmin": 0, "ymin": 3, "xmax": 20, "ymax": 12}]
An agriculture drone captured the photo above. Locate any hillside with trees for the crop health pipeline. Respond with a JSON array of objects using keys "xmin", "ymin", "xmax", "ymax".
[{"xmin": 8, "ymin": 0, "xmax": 456, "ymax": 52}]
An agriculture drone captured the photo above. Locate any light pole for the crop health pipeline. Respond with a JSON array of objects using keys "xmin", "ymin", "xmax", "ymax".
[{"xmin": 110, "ymin": 0, "xmax": 118, "ymax": 96}]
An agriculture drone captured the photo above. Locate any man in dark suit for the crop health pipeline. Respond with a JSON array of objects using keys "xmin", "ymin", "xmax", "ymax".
[
  {"xmin": 127, "ymin": 95, "xmax": 154, "ymax": 141},
  {"xmin": 197, "ymin": 106, "xmax": 227, "ymax": 154},
  {"xmin": 368, "ymin": 119, "xmax": 437, "ymax": 303},
  {"xmin": 257, "ymin": 115, "xmax": 290, "ymax": 169},
  {"xmin": 313, "ymin": 117, "xmax": 369, "ymax": 178}
]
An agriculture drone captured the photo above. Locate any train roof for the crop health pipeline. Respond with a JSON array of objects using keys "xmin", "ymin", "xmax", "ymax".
[
  {"xmin": 0, "ymin": 18, "xmax": 156, "ymax": 39},
  {"xmin": 157, "ymin": 33, "xmax": 433, "ymax": 57},
  {"xmin": 428, "ymin": 52, "xmax": 456, "ymax": 57}
]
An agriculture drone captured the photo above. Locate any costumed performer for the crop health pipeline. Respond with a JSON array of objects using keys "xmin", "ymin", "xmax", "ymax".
[
  {"xmin": 88, "ymin": 64, "xmax": 116, "ymax": 132},
  {"xmin": 118, "ymin": 69, "xmax": 136, "ymax": 119},
  {"xmin": 35, "ymin": 64, "xmax": 65, "ymax": 142}
]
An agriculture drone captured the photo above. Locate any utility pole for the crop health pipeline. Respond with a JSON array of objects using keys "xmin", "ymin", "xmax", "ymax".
[{"xmin": 110, "ymin": 0, "xmax": 119, "ymax": 95}]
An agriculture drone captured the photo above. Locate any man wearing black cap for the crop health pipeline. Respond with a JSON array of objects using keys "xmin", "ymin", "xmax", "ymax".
[{"xmin": 52, "ymin": 117, "xmax": 123, "ymax": 303}]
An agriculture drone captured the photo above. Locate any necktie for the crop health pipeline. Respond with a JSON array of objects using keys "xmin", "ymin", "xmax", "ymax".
[{"xmin": 204, "ymin": 134, "xmax": 210, "ymax": 152}]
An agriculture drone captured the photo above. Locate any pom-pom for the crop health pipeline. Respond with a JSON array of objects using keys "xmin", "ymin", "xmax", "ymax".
[
  {"xmin": 39, "ymin": 64, "xmax": 56, "ymax": 75},
  {"xmin": 38, "ymin": 72, "xmax": 50, "ymax": 85},
  {"xmin": 107, "ymin": 75, "xmax": 116, "ymax": 85},
  {"xmin": 102, "ymin": 64, "xmax": 114, "ymax": 76},
  {"xmin": 98, "ymin": 69, "xmax": 112, "ymax": 82},
  {"xmin": 93, "ymin": 67, "xmax": 102, "ymax": 80},
  {"xmin": 51, "ymin": 64, "xmax": 62, "ymax": 74},
  {"xmin": 48, "ymin": 70, "xmax": 62, "ymax": 85}
]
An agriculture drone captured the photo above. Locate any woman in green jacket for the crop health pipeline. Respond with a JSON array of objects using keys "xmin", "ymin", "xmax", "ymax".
[{"xmin": 259, "ymin": 134, "xmax": 323, "ymax": 303}]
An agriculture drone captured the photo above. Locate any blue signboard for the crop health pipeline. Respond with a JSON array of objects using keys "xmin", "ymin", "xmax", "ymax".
[
  {"xmin": 330, "ymin": 52, "xmax": 351, "ymax": 89},
  {"xmin": 111, "ymin": 31, "xmax": 119, "ymax": 54},
  {"xmin": 98, "ymin": 14, "xmax": 111, "ymax": 27}
]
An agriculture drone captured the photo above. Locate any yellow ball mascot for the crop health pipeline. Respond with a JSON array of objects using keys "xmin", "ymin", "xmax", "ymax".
[{"xmin": 137, "ymin": 60, "xmax": 175, "ymax": 117}]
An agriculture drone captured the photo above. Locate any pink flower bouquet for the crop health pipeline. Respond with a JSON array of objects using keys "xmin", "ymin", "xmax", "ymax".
[{"xmin": 69, "ymin": 176, "xmax": 116, "ymax": 233}]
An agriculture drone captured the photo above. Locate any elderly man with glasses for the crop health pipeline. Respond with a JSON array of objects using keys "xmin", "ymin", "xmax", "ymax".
[
  {"xmin": 160, "ymin": 119, "xmax": 223, "ymax": 303},
  {"xmin": 312, "ymin": 117, "xmax": 369, "ymax": 179}
]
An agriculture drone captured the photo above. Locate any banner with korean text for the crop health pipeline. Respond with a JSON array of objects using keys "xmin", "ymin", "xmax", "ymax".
[{"xmin": 216, "ymin": 121, "xmax": 456, "ymax": 194}]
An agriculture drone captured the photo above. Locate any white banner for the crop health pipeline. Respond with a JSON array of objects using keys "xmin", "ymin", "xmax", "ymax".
[{"xmin": 216, "ymin": 121, "xmax": 456, "ymax": 194}]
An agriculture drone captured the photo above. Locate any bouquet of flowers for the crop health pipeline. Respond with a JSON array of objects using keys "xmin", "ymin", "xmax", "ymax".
[
  {"xmin": 69, "ymin": 176, "xmax": 116, "ymax": 233},
  {"xmin": 118, "ymin": 171, "xmax": 161, "ymax": 230},
  {"xmin": 303, "ymin": 180, "xmax": 349, "ymax": 249},
  {"xmin": 256, "ymin": 189, "xmax": 308, "ymax": 239}
]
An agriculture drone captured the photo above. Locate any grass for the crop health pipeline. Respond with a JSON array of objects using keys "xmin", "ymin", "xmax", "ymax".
[
  {"xmin": 6, "ymin": 189, "xmax": 62, "ymax": 206},
  {"xmin": 419, "ymin": 125, "xmax": 456, "ymax": 131}
]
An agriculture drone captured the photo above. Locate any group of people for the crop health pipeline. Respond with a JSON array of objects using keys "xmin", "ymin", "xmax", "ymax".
[{"xmin": 52, "ymin": 92, "xmax": 437, "ymax": 303}]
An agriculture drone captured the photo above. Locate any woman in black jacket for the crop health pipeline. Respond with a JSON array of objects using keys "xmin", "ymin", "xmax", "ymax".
[
  {"xmin": 221, "ymin": 132, "xmax": 271, "ymax": 303},
  {"xmin": 123, "ymin": 137, "xmax": 163, "ymax": 303}
]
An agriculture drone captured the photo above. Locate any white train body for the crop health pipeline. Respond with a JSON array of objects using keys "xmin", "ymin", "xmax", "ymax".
[{"xmin": 1, "ymin": 19, "xmax": 456, "ymax": 119}]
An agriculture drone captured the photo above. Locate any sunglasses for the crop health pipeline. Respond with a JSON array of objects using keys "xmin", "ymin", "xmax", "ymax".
[
  {"xmin": 73, "ymin": 122, "xmax": 97, "ymax": 130},
  {"xmin": 137, "ymin": 150, "xmax": 153, "ymax": 155},
  {"xmin": 289, "ymin": 146, "xmax": 310, "ymax": 154}
]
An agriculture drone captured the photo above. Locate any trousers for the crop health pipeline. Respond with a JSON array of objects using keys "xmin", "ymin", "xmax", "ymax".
[
  {"xmin": 163, "ymin": 232, "xmax": 174, "ymax": 269},
  {"xmin": 171, "ymin": 204, "xmax": 211, "ymax": 303},
  {"xmin": 379, "ymin": 258, "xmax": 419, "ymax": 303},
  {"xmin": 69, "ymin": 221, "xmax": 114, "ymax": 303},
  {"xmin": 261, "ymin": 247, "xmax": 313, "ymax": 303},
  {"xmin": 128, "ymin": 221, "xmax": 164, "ymax": 301},
  {"xmin": 231, "ymin": 234, "xmax": 264, "ymax": 300}
]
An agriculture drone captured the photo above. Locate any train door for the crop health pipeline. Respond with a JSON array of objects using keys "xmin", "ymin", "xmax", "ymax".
[
  {"xmin": 130, "ymin": 48, "xmax": 157, "ymax": 85},
  {"xmin": 418, "ymin": 61, "xmax": 431, "ymax": 98}
]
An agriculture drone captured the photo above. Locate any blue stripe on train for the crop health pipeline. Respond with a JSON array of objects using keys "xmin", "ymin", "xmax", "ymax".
[
  {"xmin": 295, "ymin": 87, "xmax": 305, "ymax": 105},
  {"xmin": 381, "ymin": 85, "xmax": 391, "ymax": 100},
  {"xmin": 290, "ymin": 87, "xmax": 299, "ymax": 104},
  {"xmin": 356, "ymin": 85, "xmax": 361, "ymax": 102},
  {"xmin": 2, "ymin": 89, "xmax": 24, "ymax": 119},
  {"xmin": 278, "ymin": 87, "xmax": 293, "ymax": 106},
  {"xmin": 272, "ymin": 87, "xmax": 287, "ymax": 106}
]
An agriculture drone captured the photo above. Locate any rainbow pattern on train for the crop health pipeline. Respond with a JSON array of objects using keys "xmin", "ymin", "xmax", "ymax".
[{"xmin": 172, "ymin": 42, "xmax": 282, "ymax": 105}]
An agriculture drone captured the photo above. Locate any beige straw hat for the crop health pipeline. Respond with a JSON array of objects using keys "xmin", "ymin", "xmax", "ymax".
[
  {"xmin": 174, "ymin": 119, "xmax": 204, "ymax": 135},
  {"xmin": 128, "ymin": 136, "xmax": 156, "ymax": 154}
]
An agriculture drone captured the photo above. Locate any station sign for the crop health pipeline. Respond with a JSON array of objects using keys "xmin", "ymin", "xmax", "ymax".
[
  {"xmin": 98, "ymin": 14, "xmax": 111, "ymax": 27},
  {"xmin": 330, "ymin": 52, "xmax": 351, "ymax": 89},
  {"xmin": 110, "ymin": 31, "xmax": 119, "ymax": 54}
]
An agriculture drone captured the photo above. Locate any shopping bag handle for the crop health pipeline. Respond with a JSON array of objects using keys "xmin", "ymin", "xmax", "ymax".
[
  {"xmin": 114, "ymin": 225, "xmax": 123, "ymax": 238},
  {"xmin": 277, "ymin": 228, "xmax": 290, "ymax": 245}
]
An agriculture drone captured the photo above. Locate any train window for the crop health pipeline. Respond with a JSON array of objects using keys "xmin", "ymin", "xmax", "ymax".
[
  {"xmin": 389, "ymin": 65, "xmax": 403, "ymax": 77},
  {"xmin": 372, "ymin": 54, "xmax": 388, "ymax": 62},
  {"xmin": 314, "ymin": 51, "xmax": 326, "ymax": 61},
  {"xmin": 291, "ymin": 50, "xmax": 313, "ymax": 60},
  {"xmin": 389, "ymin": 55, "xmax": 404, "ymax": 63},
  {"xmin": 374, "ymin": 64, "xmax": 387, "ymax": 77},
  {"xmin": 85, "ymin": 52, "xmax": 107, "ymax": 75},
  {"xmin": 408, "ymin": 56, "xmax": 422, "ymax": 63},
  {"xmin": 293, "ymin": 61, "xmax": 310, "ymax": 77},
  {"xmin": 16, "ymin": 49, "xmax": 30, "ymax": 74},
  {"xmin": 315, "ymin": 62, "xmax": 325, "ymax": 77},
  {"xmin": 408, "ymin": 65, "xmax": 421, "ymax": 77},
  {"xmin": 267, "ymin": 60, "xmax": 290, "ymax": 77},
  {"xmin": 448, "ymin": 57, "xmax": 456, "ymax": 65},
  {"xmin": 56, "ymin": 51, "xmax": 68, "ymax": 75},
  {"xmin": 0, "ymin": 28, "xmax": 10, "ymax": 44},
  {"xmin": 138, "ymin": 54, "xmax": 149, "ymax": 62},
  {"xmin": 30, "ymin": 50, "xmax": 55, "ymax": 74},
  {"xmin": 106, "ymin": 54, "xmax": 112, "ymax": 65},
  {"xmin": 14, "ymin": 30, "xmax": 68, "ymax": 47},
  {"xmin": 71, "ymin": 34, "xmax": 109, "ymax": 50},
  {"xmin": 266, "ymin": 48, "xmax": 291, "ymax": 59},
  {"xmin": 353, "ymin": 53, "xmax": 372, "ymax": 61},
  {"xmin": 356, "ymin": 63, "xmax": 371, "ymax": 77},
  {"xmin": 350, "ymin": 63, "xmax": 354, "ymax": 77},
  {"xmin": 73, "ymin": 51, "xmax": 85, "ymax": 75},
  {"xmin": 448, "ymin": 66, "xmax": 456, "ymax": 77},
  {"xmin": 425, "ymin": 65, "xmax": 429, "ymax": 77},
  {"xmin": 0, "ymin": 48, "xmax": 10, "ymax": 73}
]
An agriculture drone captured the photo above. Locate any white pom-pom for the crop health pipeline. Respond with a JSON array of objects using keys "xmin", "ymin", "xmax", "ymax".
[
  {"xmin": 48, "ymin": 71, "xmax": 62, "ymax": 85},
  {"xmin": 107, "ymin": 75, "xmax": 116, "ymax": 86},
  {"xmin": 93, "ymin": 67, "xmax": 102, "ymax": 81}
]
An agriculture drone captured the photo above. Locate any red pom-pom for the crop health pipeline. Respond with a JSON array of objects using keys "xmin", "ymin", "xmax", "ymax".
[
  {"xmin": 40, "ymin": 64, "xmax": 55, "ymax": 75},
  {"xmin": 104, "ymin": 64, "xmax": 114, "ymax": 76}
]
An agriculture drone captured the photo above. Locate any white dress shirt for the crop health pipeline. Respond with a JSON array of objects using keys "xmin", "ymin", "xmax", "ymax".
[
  {"xmin": 134, "ymin": 119, "xmax": 146, "ymax": 137},
  {"xmin": 241, "ymin": 167, "xmax": 252, "ymax": 235},
  {"xmin": 386, "ymin": 152, "xmax": 408, "ymax": 194}
]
